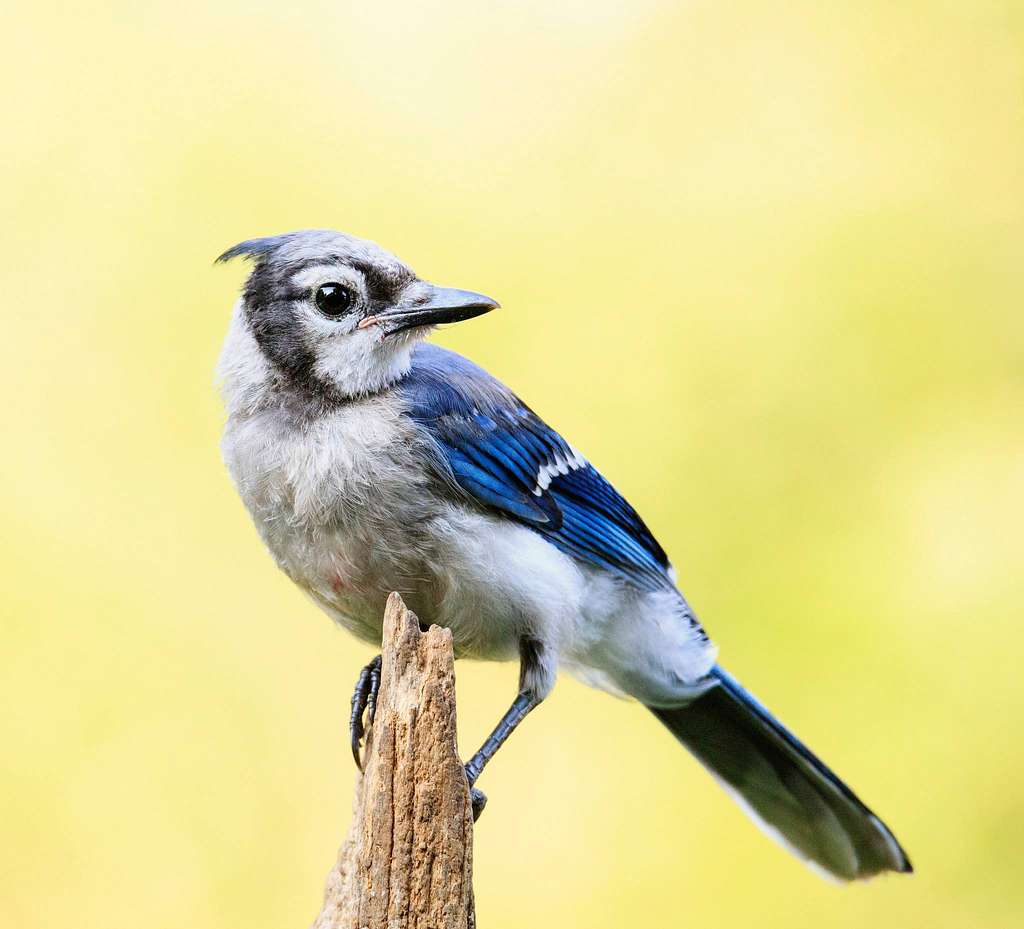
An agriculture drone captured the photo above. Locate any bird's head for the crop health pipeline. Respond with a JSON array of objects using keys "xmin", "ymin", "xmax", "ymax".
[{"xmin": 217, "ymin": 229, "xmax": 498, "ymax": 403}]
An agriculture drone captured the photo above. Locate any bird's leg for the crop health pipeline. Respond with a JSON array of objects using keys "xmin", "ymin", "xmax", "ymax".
[
  {"xmin": 463, "ymin": 691, "xmax": 540, "ymax": 786},
  {"xmin": 349, "ymin": 654, "xmax": 382, "ymax": 769},
  {"xmin": 464, "ymin": 638, "xmax": 548, "ymax": 821}
]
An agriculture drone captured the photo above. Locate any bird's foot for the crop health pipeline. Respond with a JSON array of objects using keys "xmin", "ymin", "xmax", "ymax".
[
  {"xmin": 469, "ymin": 785, "xmax": 488, "ymax": 822},
  {"xmin": 349, "ymin": 654, "xmax": 382, "ymax": 770},
  {"xmin": 464, "ymin": 760, "xmax": 488, "ymax": 821}
]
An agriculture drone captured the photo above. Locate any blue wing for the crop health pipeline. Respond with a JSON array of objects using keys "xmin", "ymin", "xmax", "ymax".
[{"xmin": 399, "ymin": 344, "xmax": 673, "ymax": 592}]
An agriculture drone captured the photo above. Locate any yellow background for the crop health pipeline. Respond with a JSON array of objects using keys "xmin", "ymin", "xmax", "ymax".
[{"xmin": 3, "ymin": 2, "xmax": 1022, "ymax": 926}]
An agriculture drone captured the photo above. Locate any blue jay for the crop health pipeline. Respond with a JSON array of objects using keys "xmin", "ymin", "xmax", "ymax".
[{"xmin": 217, "ymin": 229, "xmax": 911, "ymax": 881}]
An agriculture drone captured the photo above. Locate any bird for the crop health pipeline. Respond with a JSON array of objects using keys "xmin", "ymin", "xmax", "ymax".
[{"xmin": 216, "ymin": 228, "xmax": 911, "ymax": 882}]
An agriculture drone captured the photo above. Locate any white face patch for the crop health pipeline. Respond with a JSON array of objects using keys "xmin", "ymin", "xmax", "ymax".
[
  {"xmin": 311, "ymin": 327, "xmax": 420, "ymax": 398},
  {"xmin": 532, "ymin": 446, "xmax": 587, "ymax": 495},
  {"xmin": 280, "ymin": 264, "xmax": 424, "ymax": 398},
  {"xmin": 289, "ymin": 264, "xmax": 365, "ymax": 293}
]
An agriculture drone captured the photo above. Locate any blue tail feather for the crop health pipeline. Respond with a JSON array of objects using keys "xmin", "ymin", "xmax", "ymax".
[{"xmin": 650, "ymin": 666, "xmax": 911, "ymax": 881}]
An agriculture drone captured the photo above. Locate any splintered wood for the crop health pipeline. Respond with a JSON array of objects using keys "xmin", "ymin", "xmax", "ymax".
[{"xmin": 311, "ymin": 592, "xmax": 475, "ymax": 929}]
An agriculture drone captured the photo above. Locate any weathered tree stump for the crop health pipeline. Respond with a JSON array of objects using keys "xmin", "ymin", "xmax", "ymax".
[{"xmin": 311, "ymin": 592, "xmax": 475, "ymax": 929}]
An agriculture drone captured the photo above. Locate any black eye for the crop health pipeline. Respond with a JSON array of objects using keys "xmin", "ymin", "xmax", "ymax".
[{"xmin": 315, "ymin": 283, "xmax": 354, "ymax": 318}]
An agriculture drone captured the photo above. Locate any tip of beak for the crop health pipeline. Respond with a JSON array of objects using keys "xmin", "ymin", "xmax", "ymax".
[{"xmin": 357, "ymin": 287, "xmax": 499, "ymax": 335}]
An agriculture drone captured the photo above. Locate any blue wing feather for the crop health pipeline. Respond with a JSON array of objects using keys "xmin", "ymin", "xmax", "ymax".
[
  {"xmin": 442, "ymin": 445, "xmax": 553, "ymax": 524},
  {"xmin": 399, "ymin": 344, "xmax": 672, "ymax": 592}
]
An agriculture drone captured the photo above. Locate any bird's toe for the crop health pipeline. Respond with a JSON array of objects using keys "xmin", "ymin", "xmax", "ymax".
[{"xmin": 349, "ymin": 654, "xmax": 382, "ymax": 769}]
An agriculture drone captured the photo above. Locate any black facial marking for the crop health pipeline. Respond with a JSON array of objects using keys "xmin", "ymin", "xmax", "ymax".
[
  {"xmin": 349, "ymin": 259, "xmax": 412, "ymax": 303},
  {"xmin": 243, "ymin": 262, "xmax": 323, "ymax": 397}
]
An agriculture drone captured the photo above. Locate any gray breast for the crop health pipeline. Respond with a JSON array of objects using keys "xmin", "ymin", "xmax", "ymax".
[{"xmin": 221, "ymin": 393, "xmax": 446, "ymax": 641}]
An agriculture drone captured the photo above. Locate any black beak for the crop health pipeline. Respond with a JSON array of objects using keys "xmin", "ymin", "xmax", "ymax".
[{"xmin": 357, "ymin": 285, "xmax": 499, "ymax": 336}]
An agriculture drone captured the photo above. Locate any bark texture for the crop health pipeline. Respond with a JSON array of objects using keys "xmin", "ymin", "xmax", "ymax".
[{"xmin": 311, "ymin": 592, "xmax": 475, "ymax": 929}]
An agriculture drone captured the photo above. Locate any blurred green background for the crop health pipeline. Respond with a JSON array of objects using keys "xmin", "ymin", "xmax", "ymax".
[{"xmin": 2, "ymin": 1, "xmax": 1022, "ymax": 926}]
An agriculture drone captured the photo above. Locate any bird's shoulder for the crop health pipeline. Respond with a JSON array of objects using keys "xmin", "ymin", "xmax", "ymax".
[{"xmin": 398, "ymin": 343, "xmax": 513, "ymax": 417}]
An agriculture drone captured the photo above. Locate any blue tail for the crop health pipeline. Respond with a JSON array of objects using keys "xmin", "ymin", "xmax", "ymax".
[{"xmin": 650, "ymin": 666, "xmax": 911, "ymax": 881}]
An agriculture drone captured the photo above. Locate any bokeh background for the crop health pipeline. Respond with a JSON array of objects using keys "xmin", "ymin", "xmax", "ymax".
[{"xmin": 3, "ymin": 2, "xmax": 1022, "ymax": 927}]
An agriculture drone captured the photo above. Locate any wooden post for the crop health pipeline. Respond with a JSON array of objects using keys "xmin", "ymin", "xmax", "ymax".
[{"xmin": 311, "ymin": 592, "xmax": 475, "ymax": 929}]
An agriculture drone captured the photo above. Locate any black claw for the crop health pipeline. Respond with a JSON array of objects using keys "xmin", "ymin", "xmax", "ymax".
[
  {"xmin": 349, "ymin": 655, "xmax": 382, "ymax": 770},
  {"xmin": 366, "ymin": 660, "xmax": 381, "ymax": 727},
  {"xmin": 349, "ymin": 671, "xmax": 371, "ymax": 769}
]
